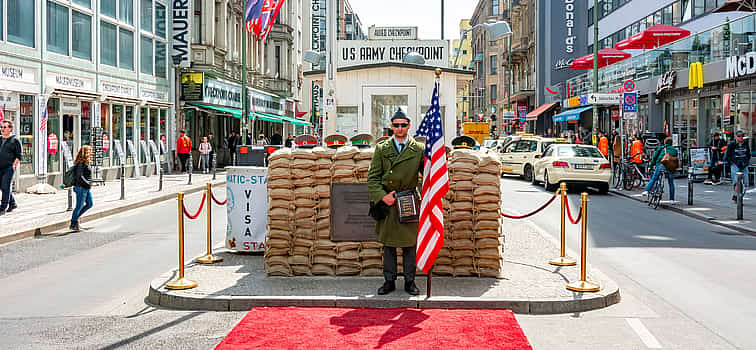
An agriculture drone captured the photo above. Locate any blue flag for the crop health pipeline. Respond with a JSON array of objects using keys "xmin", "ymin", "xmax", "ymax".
[{"xmin": 245, "ymin": 0, "xmax": 264, "ymax": 22}]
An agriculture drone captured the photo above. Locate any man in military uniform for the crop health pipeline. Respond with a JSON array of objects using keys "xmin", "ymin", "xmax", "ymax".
[{"xmin": 366, "ymin": 110, "xmax": 424, "ymax": 295}]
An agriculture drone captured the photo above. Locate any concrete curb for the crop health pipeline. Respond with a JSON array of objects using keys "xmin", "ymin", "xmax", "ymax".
[
  {"xmin": 609, "ymin": 189, "xmax": 756, "ymax": 236},
  {"xmin": 0, "ymin": 180, "xmax": 226, "ymax": 245},
  {"xmin": 146, "ymin": 276, "xmax": 620, "ymax": 314}
]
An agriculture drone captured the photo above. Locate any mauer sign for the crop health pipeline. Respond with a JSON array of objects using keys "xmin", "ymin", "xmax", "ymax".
[
  {"xmin": 171, "ymin": 0, "xmax": 192, "ymax": 68},
  {"xmin": 337, "ymin": 40, "xmax": 449, "ymax": 68}
]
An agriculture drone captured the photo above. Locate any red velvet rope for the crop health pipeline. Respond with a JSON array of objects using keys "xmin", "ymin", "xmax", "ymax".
[
  {"xmin": 211, "ymin": 191, "xmax": 227, "ymax": 205},
  {"xmin": 501, "ymin": 190, "xmax": 559, "ymax": 219},
  {"xmin": 183, "ymin": 193, "xmax": 207, "ymax": 219},
  {"xmin": 564, "ymin": 197, "xmax": 582, "ymax": 224}
]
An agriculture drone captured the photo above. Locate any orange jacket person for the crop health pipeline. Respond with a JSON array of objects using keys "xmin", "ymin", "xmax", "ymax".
[
  {"xmin": 598, "ymin": 131, "xmax": 609, "ymax": 157},
  {"xmin": 630, "ymin": 136, "xmax": 644, "ymax": 164}
]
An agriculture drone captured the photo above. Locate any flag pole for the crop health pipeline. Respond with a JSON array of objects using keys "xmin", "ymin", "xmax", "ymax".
[{"xmin": 426, "ymin": 68, "xmax": 442, "ymax": 299}]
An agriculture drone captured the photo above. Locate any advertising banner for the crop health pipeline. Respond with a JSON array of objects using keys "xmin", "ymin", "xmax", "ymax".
[
  {"xmin": 689, "ymin": 147, "xmax": 711, "ymax": 175},
  {"xmin": 35, "ymin": 95, "xmax": 48, "ymax": 176},
  {"xmin": 225, "ymin": 167, "xmax": 268, "ymax": 252}
]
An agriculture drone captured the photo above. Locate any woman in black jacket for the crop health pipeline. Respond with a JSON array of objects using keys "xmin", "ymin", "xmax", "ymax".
[{"xmin": 70, "ymin": 145, "xmax": 93, "ymax": 232}]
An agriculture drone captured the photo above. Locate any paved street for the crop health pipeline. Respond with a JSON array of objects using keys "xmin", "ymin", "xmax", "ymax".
[
  {"xmin": 501, "ymin": 175, "xmax": 756, "ymax": 350},
  {"xmin": 1, "ymin": 177, "xmax": 755, "ymax": 349}
]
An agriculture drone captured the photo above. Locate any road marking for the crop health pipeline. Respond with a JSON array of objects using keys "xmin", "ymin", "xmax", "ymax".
[{"xmin": 625, "ymin": 318, "xmax": 662, "ymax": 348}]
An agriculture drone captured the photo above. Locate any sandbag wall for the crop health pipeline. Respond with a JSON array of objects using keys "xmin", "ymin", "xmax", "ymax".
[{"xmin": 264, "ymin": 146, "xmax": 503, "ymax": 277}]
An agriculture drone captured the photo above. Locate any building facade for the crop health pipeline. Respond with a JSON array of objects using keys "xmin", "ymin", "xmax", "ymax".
[
  {"xmin": 0, "ymin": 0, "xmax": 173, "ymax": 189},
  {"xmin": 470, "ymin": 0, "xmax": 506, "ymax": 133},
  {"xmin": 451, "ymin": 19, "xmax": 472, "ymax": 134}
]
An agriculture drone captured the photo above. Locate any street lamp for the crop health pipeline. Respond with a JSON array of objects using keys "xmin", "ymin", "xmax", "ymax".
[{"xmin": 453, "ymin": 20, "xmax": 513, "ymax": 67}]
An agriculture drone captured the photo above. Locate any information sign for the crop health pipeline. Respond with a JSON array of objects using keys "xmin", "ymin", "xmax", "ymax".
[
  {"xmin": 59, "ymin": 141, "xmax": 74, "ymax": 168},
  {"xmin": 689, "ymin": 147, "xmax": 711, "ymax": 176},
  {"xmin": 113, "ymin": 139, "xmax": 126, "ymax": 164}
]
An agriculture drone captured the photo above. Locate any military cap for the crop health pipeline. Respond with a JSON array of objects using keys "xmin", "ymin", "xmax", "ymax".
[
  {"xmin": 350, "ymin": 133, "xmax": 374, "ymax": 148},
  {"xmin": 391, "ymin": 108, "xmax": 410, "ymax": 122},
  {"xmin": 294, "ymin": 134, "xmax": 318, "ymax": 148},
  {"xmin": 451, "ymin": 135, "xmax": 476, "ymax": 149},
  {"xmin": 324, "ymin": 134, "xmax": 348, "ymax": 148}
]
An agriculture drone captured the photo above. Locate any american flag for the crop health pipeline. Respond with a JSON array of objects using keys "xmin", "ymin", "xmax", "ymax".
[
  {"xmin": 0, "ymin": 105, "xmax": 4, "ymax": 123},
  {"xmin": 414, "ymin": 81, "xmax": 449, "ymax": 273}
]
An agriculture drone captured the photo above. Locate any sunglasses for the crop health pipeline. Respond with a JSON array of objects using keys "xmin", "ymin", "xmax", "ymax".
[
  {"xmin": 392, "ymin": 123, "xmax": 409, "ymax": 128},
  {"xmin": 0, "ymin": 126, "xmax": 11, "ymax": 129}
]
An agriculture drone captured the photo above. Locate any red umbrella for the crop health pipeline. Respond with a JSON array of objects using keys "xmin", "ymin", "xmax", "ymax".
[
  {"xmin": 575, "ymin": 48, "xmax": 631, "ymax": 69},
  {"xmin": 615, "ymin": 24, "xmax": 691, "ymax": 50},
  {"xmin": 712, "ymin": 0, "xmax": 756, "ymax": 12}
]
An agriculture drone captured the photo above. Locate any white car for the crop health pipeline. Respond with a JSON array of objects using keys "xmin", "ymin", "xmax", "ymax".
[
  {"xmin": 499, "ymin": 136, "xmax": 567, "ymax": 182},
  {"xmin": 532, "ymin": 144, "xmax": 611, "ymax": 193}
]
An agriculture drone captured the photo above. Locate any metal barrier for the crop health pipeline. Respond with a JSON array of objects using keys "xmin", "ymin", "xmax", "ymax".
[
  {"xmin": 500, "ymin": 184, "xmax": 600, "ymax": 292},
  {"xmin": 165, "ymin": 183, "xmax": 228, "ymax": 290}
]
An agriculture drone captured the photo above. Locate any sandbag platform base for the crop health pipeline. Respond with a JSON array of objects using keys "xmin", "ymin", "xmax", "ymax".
[{"xmin": 147, "ymin": 220, "xmax": 620, "ymax": 314}]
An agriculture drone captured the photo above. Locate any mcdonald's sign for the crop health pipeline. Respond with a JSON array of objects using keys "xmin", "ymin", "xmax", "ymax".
[{"xmin": 688, "ymin": 62, "xmax": 703, "ymax": 90}]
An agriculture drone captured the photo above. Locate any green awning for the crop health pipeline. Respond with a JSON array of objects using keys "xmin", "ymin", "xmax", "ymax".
[
  {"xmin": 256, "ymin": 111, "xmax": 310, "ymax": 126},
  {"xmin": 187, "ymin": 103, "xmax": 242, "ymax": 118},
  {"xmin": 251, "ymin": 112, "xmax": 283, "ymax": 123}
]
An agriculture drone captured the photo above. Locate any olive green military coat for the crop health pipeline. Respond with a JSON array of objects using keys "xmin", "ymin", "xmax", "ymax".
[{"xmin": 366, "ymin": 136, "xmax": 425, "ymax": 247}]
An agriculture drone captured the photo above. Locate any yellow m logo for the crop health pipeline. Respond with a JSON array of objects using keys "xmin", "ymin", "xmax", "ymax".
[{"xmin": 688, "ymin": 62, "xmax": 703, "ymax": 90}]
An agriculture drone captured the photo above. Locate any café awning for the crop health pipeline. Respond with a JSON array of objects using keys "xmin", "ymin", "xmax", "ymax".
[
  {"xmin": 615, "ymin": 24, "xmax": 691, "ymax": 50},
  {"xmin": 255, "ymin": 111, "xmax": 310, "ymax": 126},
  {"xmin": 525, "ymin": 102, "xmax": 559, "ymax": 121},
  {"xmin": 187, "ymin": 102, "xmax": 242, "ymax": 118},
  {"xmin": 552, "ymin": 106, "xmax": 592, "ymax": 122}
]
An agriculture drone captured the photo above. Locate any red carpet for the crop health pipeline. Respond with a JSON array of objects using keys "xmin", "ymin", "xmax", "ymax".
[{"xmin": 215, "ymin": 307, "xmax": 532, "ymax": 350}]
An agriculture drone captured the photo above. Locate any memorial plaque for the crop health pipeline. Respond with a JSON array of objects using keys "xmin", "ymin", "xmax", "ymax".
[{"xmin": 331, "ymin": 183, "xmax": 378, "ymax": 241}]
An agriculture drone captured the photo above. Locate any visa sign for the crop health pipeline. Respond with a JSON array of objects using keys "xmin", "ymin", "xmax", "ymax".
[{"xmin": 726, "ymin": 52, "xmax": 756, "ymax": 79}]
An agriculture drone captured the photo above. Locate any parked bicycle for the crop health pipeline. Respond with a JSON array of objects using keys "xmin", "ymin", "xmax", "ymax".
[{"xmin": 613, "ymin": 154, "xmax": 649, "ymax": 190}]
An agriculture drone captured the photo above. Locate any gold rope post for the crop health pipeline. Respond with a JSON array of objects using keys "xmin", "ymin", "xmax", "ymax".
[
  {"xmin": 566, "ymin": 192, "xmax": 600, "ymax": 292},
  {"xmin": 197, "ymin": 183, "xmax": 223, "ymax": 264},
  {"xmin": 550, "ymin": 182, "xmax": 576, "ymax": 266},
  {"xmin": 166, "ymin": 192, "xmax": 198, "ymax": 290}
]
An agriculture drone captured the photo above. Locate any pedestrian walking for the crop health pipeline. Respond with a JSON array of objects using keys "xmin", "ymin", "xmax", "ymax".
[
  {"xmin": 198, "ymin": 136, "xmax": 212, "ymax": 173},
  {"xmin": 366, "ymin": 109, "xmax": 424, "ymax": 296},
  {"xmin": 207, "ymin": 133, "xmax": 216, "ymax": 170},
  {"xmin": 70, "ymin": 145, "xmax": 94, "ymax": 232},
  {"xmin": 598, "ymin": 130, "xmax": 609, "ymax": 158},
  {"xmin": 227, "ymin": 131, "xmax": 239, "ymax": 161},
  {"xmin": 724, "ymin": 130, "xmax": 751, "ymax": 202},
  {"xmin": 257, "ymin": 134, "xmax": 268, "ymax": 146},
  {"xmin": 271, "ymin": 131, "xmax": 283, "ymax": 145},
  {"xmin": 642, "ymin": 137, "xmax": 678, "ymax": 203},
  {"xmin": 284, "ymin": 135, "xmax": 293, "ymax": 148},
  {"xmin": 0, "ymin": 120, "xmax": 22, "ymax": 215},
  {"xmin": 704, "ymin": 132, "xmax": 726, "ymax": 185},
  {"xmin": 612, "ymin": 130, "xmax": 622, "ymax": 164},
  {"xmin": 176, "ymin": 129, "xmax": 192, "ymax": 172}
]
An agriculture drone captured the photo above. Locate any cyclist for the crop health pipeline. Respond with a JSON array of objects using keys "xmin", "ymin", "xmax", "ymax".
[
  {"xmin": 642, "ymin": 137, "xmax": 678, "ymax": 203},
  {"xmin": 724, "ymin": 130, "xmax": 751, "ymax": 202},
  {"xmin": 704, "ymin": 132, "xmax": 726, "ymax": 185}
]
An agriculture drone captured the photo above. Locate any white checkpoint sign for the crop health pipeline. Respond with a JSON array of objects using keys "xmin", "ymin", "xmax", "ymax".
[{"xmin": 225, "ymin": 166, "xmax": 268, "ymax": 252}]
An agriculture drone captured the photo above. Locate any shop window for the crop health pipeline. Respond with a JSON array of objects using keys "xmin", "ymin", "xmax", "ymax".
[
  {"xmin": 72, "ymin": 10, "xmax": 92, "ymax": 60},
  {"xmin": 47, "ymin": 99, "xmax": 61, "ymax": 173},
  {"xmin": 7, "ymin": 0, "xmax": 35, "ymax": 47},
  {"xmin": 112, "ymin": 105, "xmax": 123, "ymax": 163},
  {"xmin": 81, "ymin": 102, "xmax": 92, "ymax": 147},
  {"xmin": 140, "ymin": 108, "xmax": 148, "ymax": 163},
  {"xmin": 141, "ymin": 0, "xmax": 153, "ymax": 33},
  {"xmin": 47, "ymin": 1, "xmax": 69, "ymax": 55},
  {"xmin": 19, "ymin": 95, "xmax": 34, "ymax": 175},
  {"xmin": 119, "ymin": 28, "xmax": 134, "ymax": 70},
  {"xmin": 140, "ymin": 36, "xmax": 153, "ymax": 75},
  {"xmin": 101, "ymin": 103, "xmax": 111, "ymax": 167},
  {"xmin": 101, "ymin": 21, "xmax": 117, "ymax": 66},
  {"xmin": 150, "ymin": 108, "xmax": 158, "ymax": 140},
  {"xmin": 125, "ymin": 106, "xmax": 134, "ymax": 165},
  {"xmin": 159, "ymin": 109, "xmax": 167, "ymax": 159}
]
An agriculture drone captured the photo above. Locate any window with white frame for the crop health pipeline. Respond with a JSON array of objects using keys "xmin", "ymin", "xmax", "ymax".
[
  {"xmin": 2, "ymin": 0, "xmax": 36, "ymax": 47},
  {"xmin": 46, "ymin": 0, "xmax": 93, "ymax": 60},
  {"xmin": 139, "ymin": 0, "xmax": 167, "ymax": 77},
  {"xmin": 100, "ymin": 0, "xmax": 135, "ymax": 70}
]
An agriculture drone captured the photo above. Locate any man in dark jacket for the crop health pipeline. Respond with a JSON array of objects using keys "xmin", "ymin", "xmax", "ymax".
[
  {"xmin": 0, "ymin": 120, "xmax": 22, "ymax": 215},
  {"xmin": 366, "ymin": 110, "xmax": 424, "ymax": 296},
  {"xmin": 724, "ymin": 130, "xmax": 752, "ymax": 201},
  {"xmin": 704, "ymin": 132, "xmax": 726, "ymax": 185},
  {"xmin": 227, "ymin": 131, "xmax": 239, "ymax": 165}
]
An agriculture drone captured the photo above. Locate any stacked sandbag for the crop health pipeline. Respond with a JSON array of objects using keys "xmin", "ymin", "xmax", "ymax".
[
  {"xmin": 472, "ymin": 152, "xmax": 503, "ymax": 277},
  {"xmin": 312, "ymin": 147, "xmax": 334, "ymax": 241},
  {"xmin": 359, "ymin": 241, "xmax": 383, "ymax": 276},
  {"xmin": 335, "ymin": 242, "xmax": 361, "ymax": 275},
  {"xmin": 354, "ymin": 148, "xmax": 374, "ymax": 182},
  {"xmin": 446, "ymin": 149, "xmax": 478, "ymax": 276},
  {"xmin": 311, "ymin": 239, "xmax": 337, "ymax": 276},
  {"xmin": 266, "ymin": 148, "xmax": 294, "ymax": 276},
  {"xmin": 289, "ymin": 148, "xmax": 319, "ymax": 276},
  {"xmin": 332, "ymin": 146, "xmax": 359, "ymax": 183}
]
